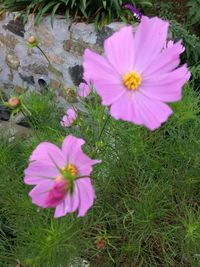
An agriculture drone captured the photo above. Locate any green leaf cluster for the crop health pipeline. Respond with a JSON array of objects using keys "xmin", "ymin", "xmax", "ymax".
[
  {"xmin": 0, "ymin": 78, "xmax": 200, "ymax": 266},
  {"xmin": 0, "ymin": 0, "xmax": 152, "ymax": 28}
]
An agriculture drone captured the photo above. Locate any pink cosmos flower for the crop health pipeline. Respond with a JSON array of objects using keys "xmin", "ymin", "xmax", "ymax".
[
  {"xmin": 60, "ymin": 108, "xmax": 77, "ymax": 127},
  {"xmin": 83, "ymin": 16, "xmax": 191, "ymax": 130},
  {"xmin": 78, "ymin": 82, "xmax": 91, "ymax": 98},
  {"xmin": 24, "ymin": 135, "xmax": 101, "ymax": 218}
]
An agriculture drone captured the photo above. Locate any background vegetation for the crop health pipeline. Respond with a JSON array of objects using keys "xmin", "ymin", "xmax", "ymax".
[
  {"xmin": 0, "ymin": 0, "xmax": 200, "ymax": 266},
  {"xmin": 0, "ymin": 0, "xmax": 153, "ymax": 28},
  {"xmin": 1, "ymin": 81, "xmax": 200, "ymax": 267}
]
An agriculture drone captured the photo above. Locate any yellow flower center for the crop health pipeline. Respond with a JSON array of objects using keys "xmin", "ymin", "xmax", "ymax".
[
  {"xmin": 123, "ymin": 71, "xmax": 142, "ymax": 91},
  {"xmin": 61, "ymin": 163, "xmax": 78, "ymax": 178},
  {"xmin": 66, "ymin": 163, "xmax": 78, "ymax": 176}
]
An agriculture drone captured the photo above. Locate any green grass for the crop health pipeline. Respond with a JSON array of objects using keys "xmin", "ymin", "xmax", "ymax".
[
  {"xmin": 0, "ymin": 79, "xmax": 200, "ymax": 267},
  {"xmin": 0, "ymin": 0, "xmax": 152, "ymax": 28}
]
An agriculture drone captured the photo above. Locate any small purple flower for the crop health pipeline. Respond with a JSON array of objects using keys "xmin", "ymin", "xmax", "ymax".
[
  {"xmin": 123, "ymin": 3, "xmax": 142, "ymax": 20},
  {"xmin": 60, "ymin": 108, "xmax": 77, "ymax": 128},
  {"xmin": 78, "ymin": 82, "xmax": 91, "ymax": 98}
]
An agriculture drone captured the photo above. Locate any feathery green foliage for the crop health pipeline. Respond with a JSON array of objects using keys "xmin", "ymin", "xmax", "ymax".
[
  {"xmin": 0, "ymin": 79, "xmax": 200, "ymax": 266},
  {"xmin": 0, "ymin": 0, "xmax": 152, "ymax": 28}
]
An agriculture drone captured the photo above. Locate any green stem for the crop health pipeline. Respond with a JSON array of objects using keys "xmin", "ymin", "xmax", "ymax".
[
  {"xmin": 97, "ymin": 113, "xmax": 110, "ymax": 143},
  {"xmin": 36, "ymin": 45, "xmax": 65, "ymax": 90},
  {"xmin": 21, "ymin": 108, "xmax": 41, "ymax": 142},
  {"xmin": 37, "ymin": 45, "xmax": 51, "ymax": 65}
]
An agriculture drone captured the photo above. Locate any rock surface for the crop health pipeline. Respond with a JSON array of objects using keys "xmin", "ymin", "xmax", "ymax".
[
  {"xmin": 0, "ymin": 120, "xmax": 30, "ymax": 138},
  {"xmin": 0, "ymin": 13, "xmax": 137, "ymax": 98}
]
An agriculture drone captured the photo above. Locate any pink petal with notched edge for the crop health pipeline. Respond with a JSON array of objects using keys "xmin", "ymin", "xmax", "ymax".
[
  {"xmin": 140, "ymin": 64, "xmax": 190, "ymax": 102},
  {"xmin": 110, "ymin": 91, "xmax": 143, "ymax": 125},
  {"xmin": 30, "ymin": 142, "xmax": 66, "ymax": 168},
  {"xmin": 143, "ymin": 64, "xmax": 191, "ymax": 85},
  {"xmin": 61, "ymin": 135, "xmax": 101, "ymax": 168},
  {"xmin": 134, "ymin": 16, "xmax": 169, "ymax": 73},
  {"xmin": 110, "ymin": 90, "xmax": 172, "ymax": 130},
  {"xmin": 54, "ymin": 184, "xmax": 79, "ymax": 218},
  {"xmin": 104, "ymin": 26, "xmax": 135, "ymax": 75},
  {"xmin": 24, "ymin": 162, "xmax": 58, "ymax": 185},
  {"xmin": 135, "ymin": 93, "xmax": 173, "ymax": 130},
  {"xmin": 76, "ymin": 178, "xmax": 96, "ymax": 217},
  {"xmin": 29, "ymin": 180, "xmax": 54, "ymax": 208},
  {"xmin": 78, "ymin": 82, "xmax": 91, "ymax": 98},
  {"xmin": 142, "ymin": 41, "xmax": 185, "ymax": 77}
]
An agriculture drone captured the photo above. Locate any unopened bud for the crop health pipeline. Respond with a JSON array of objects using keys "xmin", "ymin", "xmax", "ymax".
[
  {"xmin": 8, "ymin": 97, "xmax": 21, "ymax": 108},
  {"xmin": 95, "ymin": 237, "xmax": 107, "ymax": 250},
  {"xmin": 66, "ymin": 88, "xmax": 77, "ymax": 103},
  {"xmin": 28, "ymin": 36, "xmax": 38, "ymax": 46}
]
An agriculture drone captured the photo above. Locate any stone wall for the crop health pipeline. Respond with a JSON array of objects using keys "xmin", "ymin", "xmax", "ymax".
[{"xmin": 0, "ymin": 13, "xmax": 137, "ymax": 99}]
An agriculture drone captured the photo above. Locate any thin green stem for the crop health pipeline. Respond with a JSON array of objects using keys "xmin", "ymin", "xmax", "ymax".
[
  {"xmin": 97, "ymin": 113, "xmax": 110, "ymax": 143},
  {"xmin": 21, "ymin": 108, "xmax": 41, "ymax": 141},
  {"xmin": 37, "ymin": 45, "xmax": 51, "ymax": 65}
]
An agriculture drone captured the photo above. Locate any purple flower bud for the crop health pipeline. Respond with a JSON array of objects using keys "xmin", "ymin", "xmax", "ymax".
[{"xmin": 123, "ymin": 3, "xmax": 142, "ymax": 20}]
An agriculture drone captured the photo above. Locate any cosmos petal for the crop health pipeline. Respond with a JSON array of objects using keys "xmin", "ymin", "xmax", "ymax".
[
  {"xmin": 54, "ymin": 184, "xmax": 79, "ymax": 218},
  {"xmin": 104, "ymin": 26, "xmax": 135, "ymax": 74},
  {"xmin": 76, "ymin": 178, "xmax": 96, "ymax": 217},
  {"xmin": 135, "ymin": 93, "xmax": 173, "ymax": 130},
  {"xmin": 134, "ymin": 16, "xmax": 169, "ymax": 72},
  {"xmin": 83, "ymin": 49, "xmax": 124, "ymax": 105},
  {"xmin": 29, "ymin": 181, "xmax": 54, "ymax": 208},
  {"xmin": 30, "ymin": 142, "xmax": 65, "ymax": 168}
]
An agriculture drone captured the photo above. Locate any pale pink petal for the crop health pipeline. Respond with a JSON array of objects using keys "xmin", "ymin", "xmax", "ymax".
[
  {"xmin": 54, "ymin": 184, "xmax": 79, "ymax": 218},
  {"xmin": 54, "ymin": 200, "xmax": 66, "ymax": 218},
  {"xmin": 60, "ymin": 108, "xmax": 77, "ymax": 128},
  {"xmin": 139, "ymin": 83, "xmax": 182, "ymax": 102},
  {"xmin": 76, "ymin": 178, "xmax": 96, "ymax": 217},
  {"xmin": 142, "ymin": 41, "xmax": 185, "ymax": 77},
  {"xmin": 143, "ymin": 64, "xmax": 191, "ymax": 85},
  {"xmin": 167, "ymin": 40, "xmax": 174, "ymax": 48},
  {"xmin": 60, "ymin": 115, "xmax": 69, "ymax": 127},
  {"xmin": 83, "ymin": 49, "xmax": 124, "ymax": 105},
  {"xmin": 77, "ymin": 165, "xmax": 93, "ymax": 177},
  {"xmin": 134, "ymin": 16, "xmax": 169, "ymax": 72},
  {"xmin": 46, "ymin": 180, "xmax": 68, "ymax": 208},
  {"xmin": 139, "ymin": 64, "xmax": 190, "ymax": 102},
  {"xmin": 135, "ymin": 93, "xmax": 173, "ymax": 130},
  {"xmin": 62, "ymin": 135, "xmax": 101, "ymax": 168},
  {"xmin": 67, "ymin": 108, "xmax": 77, "ymax": 120},
  {"xmin": 24, "ymin": 162, "xmax": 58, "ymax": 185},
  {"xmin": 104, "ymin": 26, "xmax": 135, "ymax": 75},
  {"xmin": 78, "ymin": 82, "xmax": 91, "ymax": 98},
  {"xmin": 110, "ymin": 91, "xmax": 143, "ymax": 125},
  {"xmin": 91, "ymin": 80, "xmax": 125, "ymax": 106},
  {"xmin": 29, "ymin": 180, "xmax": 54, "ymax": 208},
  {"xmin": 30, "ymin": 142, "xmax": 66, "ymax": 168}
]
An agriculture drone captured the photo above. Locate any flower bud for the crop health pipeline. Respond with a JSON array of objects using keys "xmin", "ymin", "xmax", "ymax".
[
  {"xmin": 8, "ymin": 97, "xmax": 21, "ymax": 108},
  {"xmin": 28, "ymin": 36, "xmax": 38, "ymax": 46},
  {"xmin": 66, "ymin": 88, "xmax": 77, "ymax": 103},
  {"xmin": 95, "ymin": 237, "xmax": 107, "ymax": 250}
]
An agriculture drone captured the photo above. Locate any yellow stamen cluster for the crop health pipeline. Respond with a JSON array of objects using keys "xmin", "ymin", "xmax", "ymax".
[
  {"xmin": 61, "ymin": 163, "xmax": 78, "ymax": 178},
  {"xmin": 123, "ymin": 71, "xmax": 142, "ymax": 91},
  {"xmin": 66, "ymin": 163, "xmax": 78, "ymax": 177}
]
